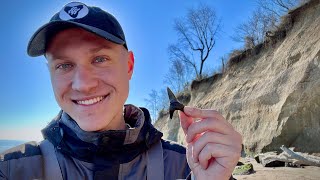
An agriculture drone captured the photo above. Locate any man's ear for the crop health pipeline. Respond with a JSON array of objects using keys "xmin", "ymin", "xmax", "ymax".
[
  {"xmin": 44, "ymin": 53, "xmax": 50, "ymax": 71},
  {"xmin": 127, "ymin": 51, "xmax": 134, "ymax": 79}
]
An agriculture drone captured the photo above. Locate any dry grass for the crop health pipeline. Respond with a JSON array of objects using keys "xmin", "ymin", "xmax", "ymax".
[{"xmin": 191, "ymin": 72, "xmax": 222, "ymax": 91}]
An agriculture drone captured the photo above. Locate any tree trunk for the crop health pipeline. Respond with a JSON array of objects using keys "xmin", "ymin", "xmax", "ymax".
[
  {"xmin": 258, "ymin": 145, "xmax": 320, "ymax": 167},
  {"xmin": 199, "ymin": 60, "xmax": 205, "ymax": 79},
  {"xmin": 280, "ymin": 145, "xmax": 320, "ymax": 166}
]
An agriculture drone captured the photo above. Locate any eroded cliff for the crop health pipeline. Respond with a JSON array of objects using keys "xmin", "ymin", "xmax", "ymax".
[{"xmin": 155, "ymin": 0, "xmax": 320, "ymax": 154}]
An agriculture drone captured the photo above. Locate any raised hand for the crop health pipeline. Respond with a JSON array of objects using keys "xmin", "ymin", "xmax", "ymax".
[{"xmin": 179, "ymin": 106, "xmax": 242, "ymax": 180}]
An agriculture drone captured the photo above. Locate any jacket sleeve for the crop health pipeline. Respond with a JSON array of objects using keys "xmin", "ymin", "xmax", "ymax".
[
  {"xmin": 161, "ymin": 139, "xmax": 191, "ymax": 179},
  {"xmin": 0, "ymin": 161, "xmax": 8, "ymax": 180},
  {"xmin": 0, "ymin": 141, "xmax": 44, "ymax": 180}
]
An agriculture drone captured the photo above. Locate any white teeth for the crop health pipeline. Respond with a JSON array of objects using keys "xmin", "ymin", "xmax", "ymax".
[{"xmin": 77, "ymin": 96, "xmax": 104, "ymax": 105}]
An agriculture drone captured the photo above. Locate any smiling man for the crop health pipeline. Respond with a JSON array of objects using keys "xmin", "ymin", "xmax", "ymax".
[
  {"xmin": 46, "ymin": 28, "xmax": 133, "ymax": 132},
  {"xmin": 0, "ymin": 2, "xmax": 242, "ymax": 180}
]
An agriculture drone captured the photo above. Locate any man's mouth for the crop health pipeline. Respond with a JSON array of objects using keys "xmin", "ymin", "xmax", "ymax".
[{"xmin": 73, "ymin": 94, "xmax": 109, "ymax": 105}]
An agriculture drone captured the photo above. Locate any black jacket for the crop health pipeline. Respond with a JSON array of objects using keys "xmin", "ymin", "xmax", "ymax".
[{"xmin": 0, "ymin": 105, "xmax": 191, "ymax": 180}]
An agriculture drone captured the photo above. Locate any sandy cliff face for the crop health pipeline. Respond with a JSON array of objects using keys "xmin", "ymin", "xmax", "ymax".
[{"xmin": 155, "ymin": 1, "xmax": 320, "ymax": 154}]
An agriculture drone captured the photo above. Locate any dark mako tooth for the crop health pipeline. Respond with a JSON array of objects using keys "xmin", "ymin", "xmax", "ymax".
[{"xmin": 167, "ymin": 87, "xmax": 185, "ymax": 119}]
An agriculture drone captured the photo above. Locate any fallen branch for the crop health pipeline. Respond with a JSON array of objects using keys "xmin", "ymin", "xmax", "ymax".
[
  {"xmin": 280, "ymin": 145, "xmax": 320, "ymax": 167},
  {"xmin": 259, "ymin": 145, "xmax": 320, "ymax": 167}
]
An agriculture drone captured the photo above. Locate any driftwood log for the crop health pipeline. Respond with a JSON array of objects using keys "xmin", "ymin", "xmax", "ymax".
[{"xmin": 258, "ymin": 145, "xmax": 320, "ymax": 167}]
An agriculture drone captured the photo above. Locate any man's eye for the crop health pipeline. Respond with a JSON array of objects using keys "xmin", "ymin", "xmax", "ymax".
[
  {"xmin": 56, "ymin": 63, "xmax": 73, "ymax": 70},
  {"xmin": 94, "ymin": 56, "xmax": 108, "ymax": 63}
]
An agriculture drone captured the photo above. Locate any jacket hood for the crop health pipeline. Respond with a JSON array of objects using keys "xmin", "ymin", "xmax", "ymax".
[{"xmin": 41, "ymin": 104, "xmax": 163, "ymax": 164}]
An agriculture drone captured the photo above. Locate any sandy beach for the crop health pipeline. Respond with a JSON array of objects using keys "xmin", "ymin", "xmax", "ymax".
[{"xmin": 233, "ymin": 158, "xmax": 320, "ymax": 180}]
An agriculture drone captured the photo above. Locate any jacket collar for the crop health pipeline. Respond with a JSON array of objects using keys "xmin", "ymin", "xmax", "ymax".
[
  {"xmin": 42, "ymin": 104, "xmax": 163, "ymax": 163},
  {"xmin": 59, "ymin": 104, "xmax": 146, "ymax": 145}
]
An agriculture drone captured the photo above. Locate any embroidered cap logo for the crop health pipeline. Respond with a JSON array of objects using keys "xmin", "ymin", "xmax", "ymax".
[
  {"xmin": 65, "ymin": 5, "xmax": 83, "ymax": 18},
  {"xmin": 59, "ymin": 2, "xmax": 89, "ymax": 20}
]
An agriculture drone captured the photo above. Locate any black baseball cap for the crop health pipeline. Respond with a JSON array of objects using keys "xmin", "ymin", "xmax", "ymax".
[{"xmin": 27, "ymin": 2, "xmax": 127, "ymax": 57}]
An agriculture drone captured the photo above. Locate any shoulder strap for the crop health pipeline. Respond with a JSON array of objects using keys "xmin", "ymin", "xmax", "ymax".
[
  {"xmin": 39, "ymin": 140, "xmax": 63, "ymax": 180},
  {"xmin": 146, "ymin": 140, "xmax": 164, "ymax": 180}
]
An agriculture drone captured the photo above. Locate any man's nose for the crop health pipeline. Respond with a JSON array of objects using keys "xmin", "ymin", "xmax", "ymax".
[{"xmin": 72, "ymin": 67, "xmax": 98, "ymax": 93}]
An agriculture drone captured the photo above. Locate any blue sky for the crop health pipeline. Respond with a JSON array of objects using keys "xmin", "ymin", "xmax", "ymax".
[{"xmin": 0, "ymin": 0, "xmax": 256, "ymax": 141}]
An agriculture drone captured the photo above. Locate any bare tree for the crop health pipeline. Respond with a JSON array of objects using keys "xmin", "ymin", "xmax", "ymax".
[
  {"xmin": 165, "ymin": 45, "xmax": 194, "ymax": 93},
  {"xmin": 232, "ymin": 8, "xmax": 278, "ymax": 47},
  {"xmin": 144, "ymin": 89, "xmax": 161, "ymax": 123},
  {"xmin": 173, "ymin": 3, "xmax": 220, "ymax": 79},
  {"xmin": 256, "ymin": 0, "xmax": 305, "ymax": 18},
  {"xmin": 164, "ymin": 61, "xmax": 183, "ymax": 93},
  {"xmin": 232, "ymin": 0, "xmax": 306, "ymax": 48},
  {"xmin": 168, "ymin": 44, "xmax": 198, "ymax": 78},
  {"xmin": 158, "ymin": 88, "xmax": 169, "ymax": 111}
]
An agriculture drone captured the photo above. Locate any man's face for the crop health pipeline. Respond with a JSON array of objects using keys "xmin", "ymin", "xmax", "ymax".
[{"xmin": 45, "ymin": 28, "xmax": 134, "ymax": 131}]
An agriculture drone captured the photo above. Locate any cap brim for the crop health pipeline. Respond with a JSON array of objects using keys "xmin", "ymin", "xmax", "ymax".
[{"xmin": 27, "ymin": 21, "xmax": 126, "ymax": 57}]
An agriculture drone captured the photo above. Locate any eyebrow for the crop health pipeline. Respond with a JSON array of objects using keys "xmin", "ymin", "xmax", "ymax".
[
  {"xmin": 46, "ymin": 54, "xmax": 69, "ymax": 62},
  {"xmin": 46, "ymin": 45, "xmax": 113, "ymax": 62},
  {"xmin": 89, "ymin": 45, "xmax": 113, "ymax": 54}
]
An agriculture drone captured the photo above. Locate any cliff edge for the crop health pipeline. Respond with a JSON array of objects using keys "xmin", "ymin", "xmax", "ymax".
[{"xmin": 155, "ymin": 0, "xmax": 320, "ymax": 154}]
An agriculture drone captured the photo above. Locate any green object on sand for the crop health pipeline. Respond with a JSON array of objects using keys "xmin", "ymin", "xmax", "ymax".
[{"xmin": 232, "ymin": 163, "xmax": 254, "ymax": 175}]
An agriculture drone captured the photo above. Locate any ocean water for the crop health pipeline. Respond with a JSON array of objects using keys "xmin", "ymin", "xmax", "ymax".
[{"xmin": 0, "ymin": 140, "xmax": 27, "ymax": 153}]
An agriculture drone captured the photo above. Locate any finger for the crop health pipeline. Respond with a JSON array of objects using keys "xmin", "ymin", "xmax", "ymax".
[
  {"xmin": 178, "ymin": 111, "xmax": 194, "ymax": 135},
  {"xmin": 184, "ymin": 106, "xmax": 224, "ymax": 120},
  {"xmin": 192, "ymin": 132, "xmax": 235, "ymax": 163},
  {"xmin": 186, "ymin": 118, "xmax": 234, "ymax": 143},
  {"xmin": 186, "ymin": 143, "xmax": 194, "ymax": 165},
  {"xmin": 198, "ymin": 143, "xmax": 241, "ymax": 170}
]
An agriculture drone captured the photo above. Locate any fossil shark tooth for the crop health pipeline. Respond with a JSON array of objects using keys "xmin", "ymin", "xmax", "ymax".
[{"xmin": 167, "ymin": 87, "xmax": 185, "ymax": 119}]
